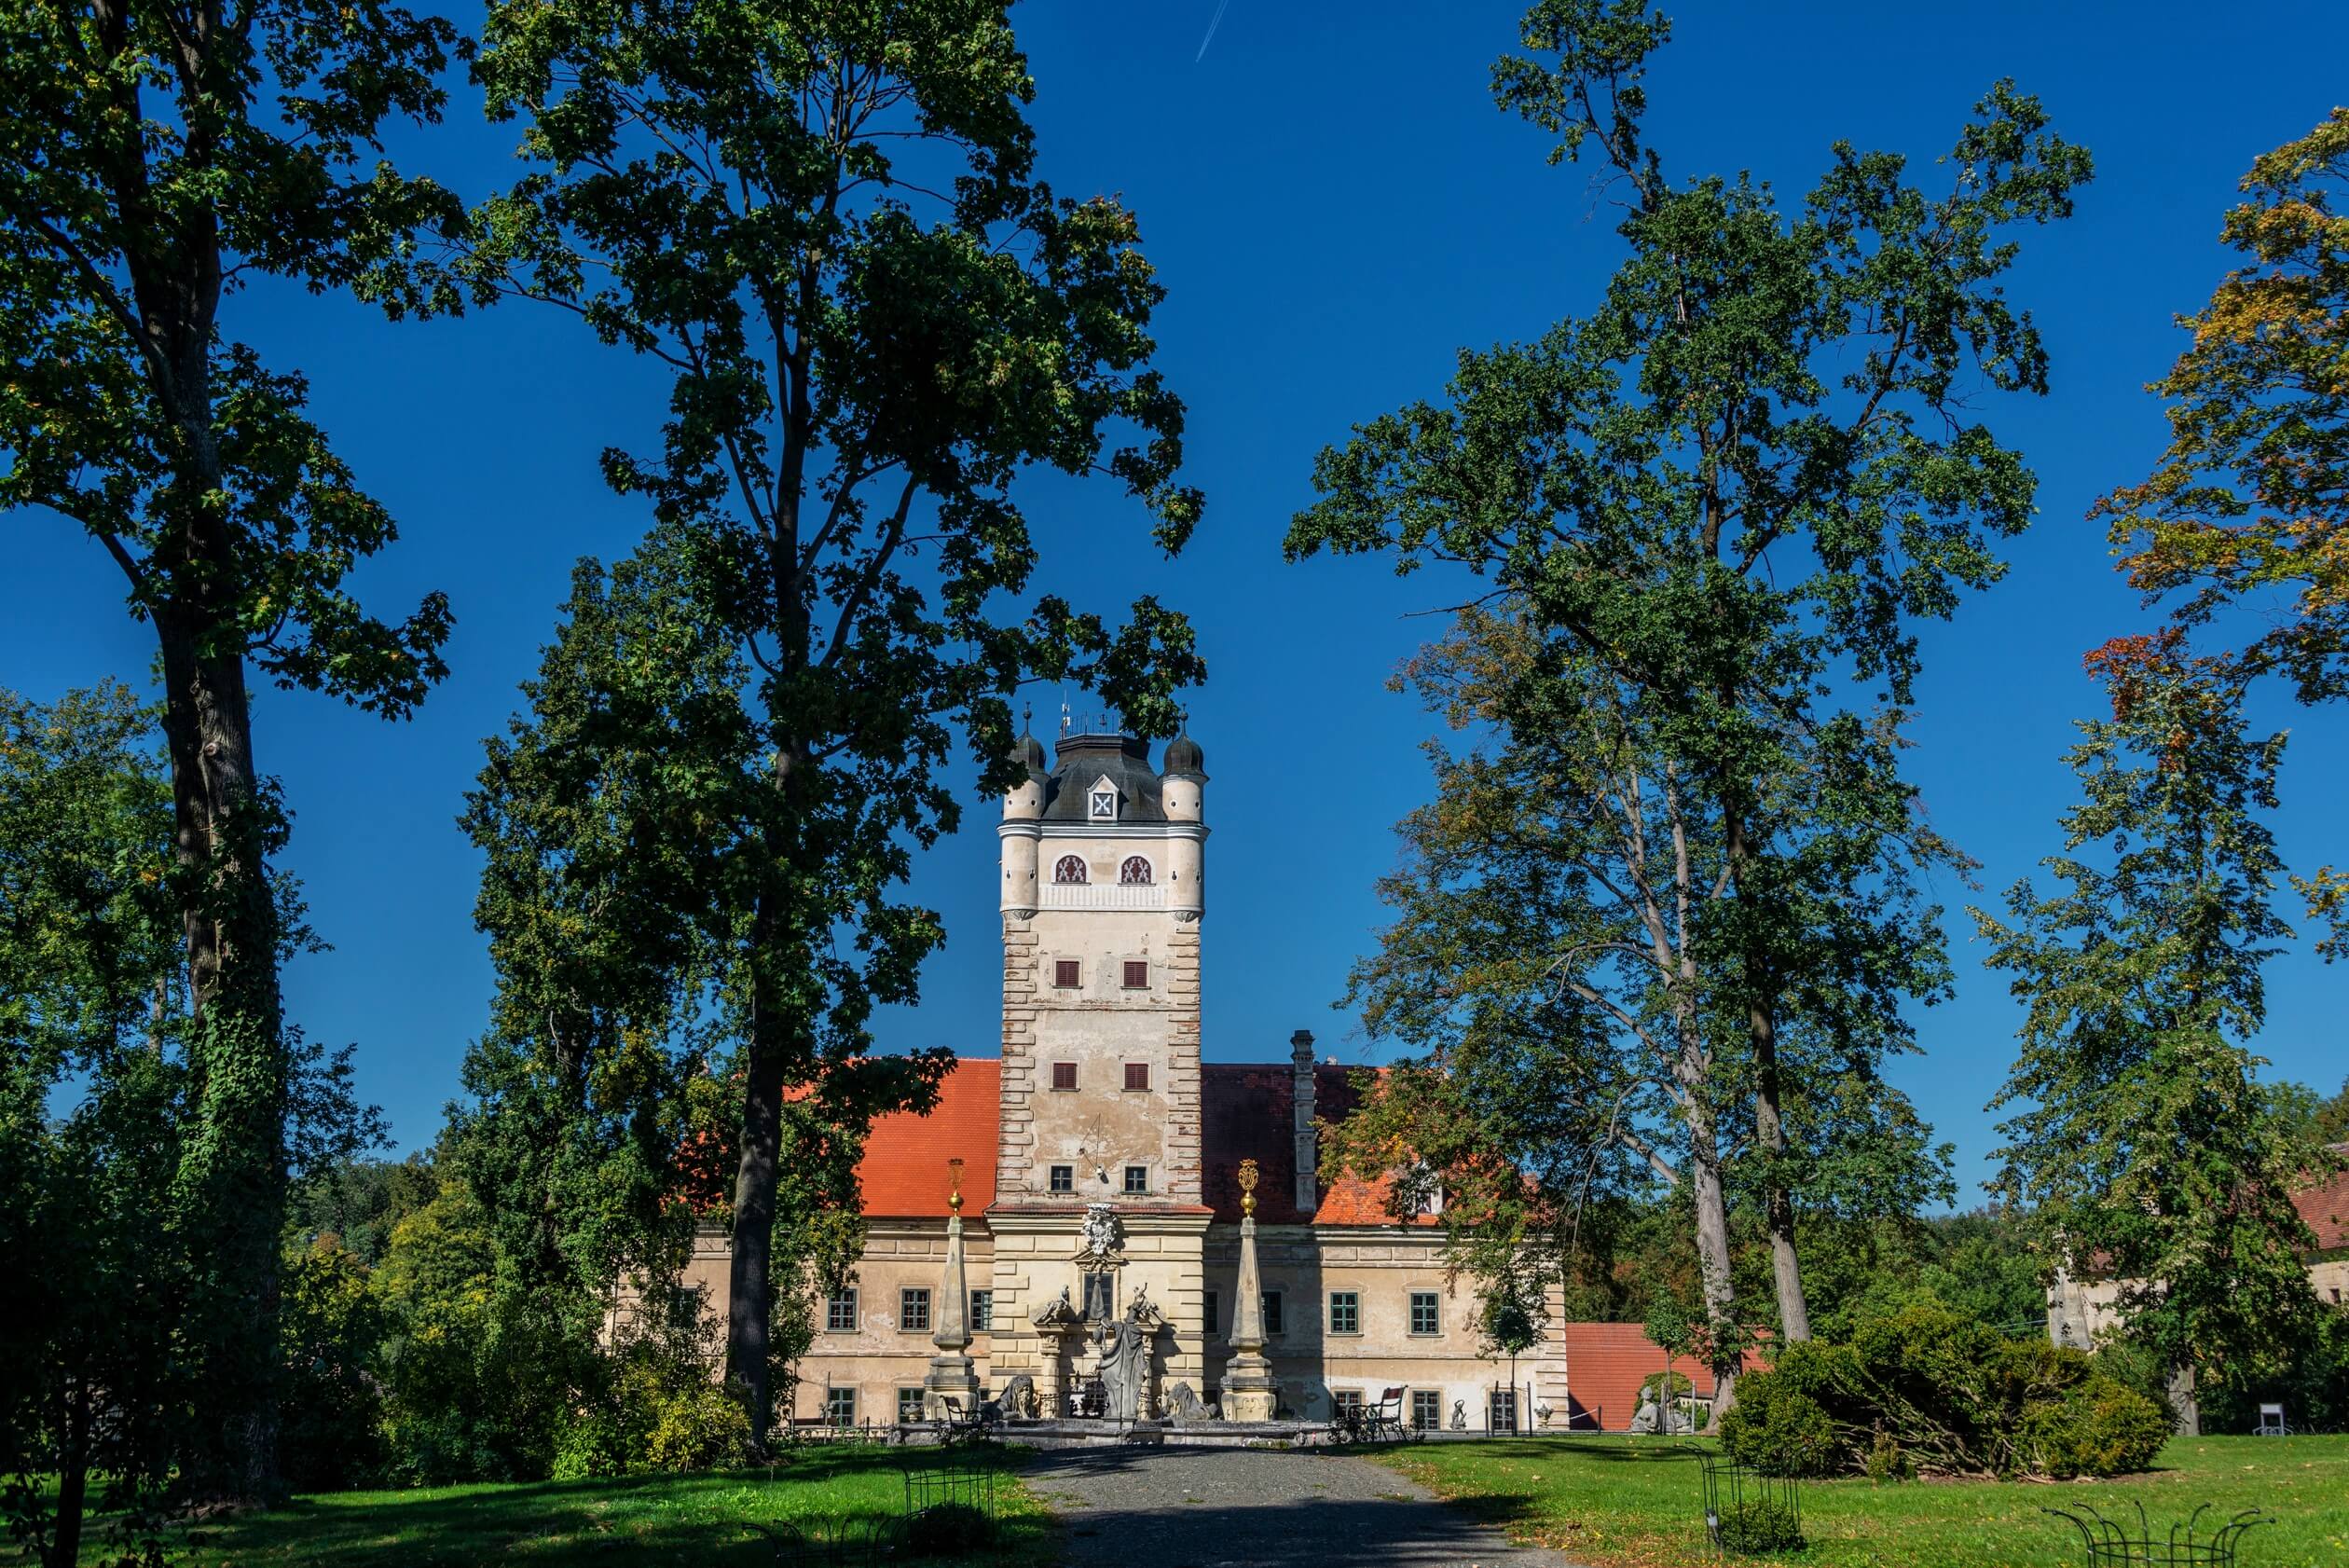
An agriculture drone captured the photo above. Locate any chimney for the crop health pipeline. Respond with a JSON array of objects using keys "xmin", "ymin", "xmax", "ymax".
[{"xmin": 1291, "ymin": 1029, "xmax": 1317, "ymax": 1214}]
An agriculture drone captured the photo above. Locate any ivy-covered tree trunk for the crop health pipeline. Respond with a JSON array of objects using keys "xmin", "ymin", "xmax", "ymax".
[
  {"xmin": 4, "ymin": 0, "xmax": 462, "ymax": 1503},
  {"xmin": 154, "ymin": 609, "xmax": 289, "ymax": 1499}
]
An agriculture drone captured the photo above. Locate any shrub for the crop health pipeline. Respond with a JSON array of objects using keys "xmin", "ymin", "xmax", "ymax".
[
  {"xmin": 1722, "ymin": 1297, "xmax": 2167, "ymax": 1479},
  {"xmin": 1719, "ymin": 1351, "xmax": 1848, "ymax": 1479}
]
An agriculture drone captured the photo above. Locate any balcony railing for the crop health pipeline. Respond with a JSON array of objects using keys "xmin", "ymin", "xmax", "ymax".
[{"xmin": 1038, "ymin": 881, "xmax": 1171, "ymax": 912}]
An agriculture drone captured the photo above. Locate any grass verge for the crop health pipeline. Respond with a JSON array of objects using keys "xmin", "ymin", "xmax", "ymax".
[
  {"xmin": 1376, "ymin": 1434, "xmax": 2349, "ymax": 1567},
  {"xmin": 85, "ymin": 1443, "xmax": 1052, "ymax": 1567}
]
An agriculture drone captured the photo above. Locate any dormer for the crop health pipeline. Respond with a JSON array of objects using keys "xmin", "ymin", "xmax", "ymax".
[{"xmin": 1086, "ymin": 774, "xmax": 1120, "ymax": 822}]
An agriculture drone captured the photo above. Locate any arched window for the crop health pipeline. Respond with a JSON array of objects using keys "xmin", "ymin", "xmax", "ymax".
[
  {"xmin": 1052, "ymin": 854, "xmax": 1088, "ymax": 885},
  {"xmin": 1119, "ymin": 856, "xmax": 1153, "ymax": 886}
]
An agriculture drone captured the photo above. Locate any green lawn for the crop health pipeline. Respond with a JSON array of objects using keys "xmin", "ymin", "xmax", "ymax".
[
  {"xmin": 86, "ymin": 1444, "xmax": 1051, "ymax": 1567},
  {"xmin": 1379, "ymin": 1435, "xmax": 2349, "ymax": 1568}
]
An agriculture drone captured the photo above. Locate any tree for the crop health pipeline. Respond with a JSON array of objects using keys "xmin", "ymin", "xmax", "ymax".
[
  {"xmin": 449, "ymin": 0, "xmax": 1204, "ymax": 1445},
  {"xmin": 1330, "ymin": 606, "xmax": 1951, "ymax": 1416},
  {"xmin": 0, "ymin": 0, "xmax": 462, "ymax": 1497},
  {"xmin": 0, "ymin": 685, "xmax": 185, "ymax": 1566},
  {"xmin": 1289, "ymin": 0, "xmax": 2080, "ymax": 1345},
  {"xmin": 1978, "ymin": 636, "xmax": 2327, "ymax": 1433},
  {"xmin": 2098, "ymin": 109, "xmax": 2349, "ymax": 707}
]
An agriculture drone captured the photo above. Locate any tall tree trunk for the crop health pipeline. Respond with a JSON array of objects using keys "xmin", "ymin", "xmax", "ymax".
[
  {"xmin": 727, "ymin": 891, "xmax": 785, "ymax": 1450},
  {"xmin": 2168, "ymin": 1359, "xmax": 2201, "ymax": 1437},
  {"xmin": 1749, "ymin": 996, "xmax": 1811, "ymax": 1343},
  {"xmin": 1686, "ymin": 1099, "xmax": 1741, "ymax": 1425},
  {"xmin": 1723, "ymin": 805, "xmax": 1812, "ymax": 1343},
  {"xmin": 155, "ymin": 605, "xmax": 288, "ymax": 1504},
  {"xmin": 48, "ymin": 1379, "xmax": 89, "ymax": 1568}
]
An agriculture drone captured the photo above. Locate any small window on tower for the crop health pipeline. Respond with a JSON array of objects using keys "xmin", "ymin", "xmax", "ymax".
[
  {"xmin": 1124, "ymin": 1164, "xmax": 1148, "ymax": 1194},
  {"xmin": 1120, "ymin": 856, "xmax": 1152, "ymax": 885},
  {"xmin": 1053, "ymin": 959, "xmax": 1080, "ymax": 988},
  {"xmin": 1051, "ymin": 1061, "xmax": 1078, "ymax": 1091},
  {"xmin": 1049, "ymin": 1164, "xmax": 1074, "ymax": 1193},
  {"xmin": 1053, "ymin": 854, "xmax": 1088, "ymax": 885},
  {"xmin": 1123, "ymin": 1062, "xmax": 1149, "ymax": 1092},
  {"xmin": 1089, "ymin": 788, "xmax": 1117, "ymax": 821},
  {"xmin": 1122, "ymin": 960, "xmax": 1148, "ymax": 989}
]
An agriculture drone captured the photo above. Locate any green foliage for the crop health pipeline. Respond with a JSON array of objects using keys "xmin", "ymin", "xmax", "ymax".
[
  {"xmin": 1979, "ymin": 642, "xmax": 2328, "ymax": 1415},
  {"xmin": 1293, "ymin": 0, "xmax": 2079, "ymax": 1355},
  {"xmin": 1715, "ymin": 1499, "xmax": 1806, "ymax": 1555},
  {"xmin": 277, "ymin": 1238, "xmax": 391, "ymax": 1492},
  {"xmin": 551, "ymin": 1311, "xmax": 751, "ymax": 1481},
  {"xmin": 1720, "ymin": 1300, "xmax": 2167, "ymax": 1480},
  {"xmin": 376, "ymin": 1172, "xmax": 604, "ymax": 1484},
  {"xmin": 1, "ymin": 686, "xmax": 189, "ymax": 1565},
  {"xmin": 439, "ymin": 0, "xmax": 1209, "ymax": 1441},
  {"xmin": 2, "ymin": 0, "xmax": 461, "ymax": 1498}
]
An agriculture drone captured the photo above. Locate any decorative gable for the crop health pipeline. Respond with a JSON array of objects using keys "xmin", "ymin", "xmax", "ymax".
[{"xmin": 1086, "ymin": 773, "xmax": 1120, "ymax": 822}]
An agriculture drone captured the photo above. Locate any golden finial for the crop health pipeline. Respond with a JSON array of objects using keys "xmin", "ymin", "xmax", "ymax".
[
  {"xmin": 948, "ymin": 1157, "xmax": 965, "ymax": 1212},
  {"xmin": 1237, "ymin": 1157, "xmax": 1258, "ymax": 1217}
]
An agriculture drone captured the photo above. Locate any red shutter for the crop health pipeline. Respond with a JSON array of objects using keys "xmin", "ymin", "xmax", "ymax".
[
  {"xmin": 1124, "ymin": 1062, "xmax": 1149, "ymax": 1092},
  {"xmin": 1051, "ymin": 1061, "xmax": 1078, "ymax": 1092},
  {"xmin": 1122, "ymin": 959, "xmax": 1148, "ymax": 988},
  {"xmin": 1054, "ymin": 958, "xmax": 1080, "ymax": 987}
]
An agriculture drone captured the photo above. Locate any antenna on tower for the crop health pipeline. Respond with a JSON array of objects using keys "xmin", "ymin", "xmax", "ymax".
[{"xmin": 1058, "ymin": 696, "xmax": 1071, "ymax": 739}]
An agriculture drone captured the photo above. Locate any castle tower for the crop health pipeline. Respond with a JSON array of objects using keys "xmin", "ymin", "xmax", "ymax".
[{"xmin": 989, "ymin": 720, "xmax": 1210, "ymax": 1412}]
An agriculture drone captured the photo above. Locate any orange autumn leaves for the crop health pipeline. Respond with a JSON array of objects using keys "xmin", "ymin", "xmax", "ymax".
[{"xmin": 2097, "ymin": 108, "xmax": 2349, "ymax": 703}]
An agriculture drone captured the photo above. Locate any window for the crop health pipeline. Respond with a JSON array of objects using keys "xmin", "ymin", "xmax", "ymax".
[
  {"xmin": 970, "ymin": 1290, "xmax": 993, "ymax": 1331},
  {"xmin": 1490, "ymin": 1389, "xmax": 1518, "ymax": 1434},
  {"xmin": 1333, "ymin": 1389, "xmax": 1365, "ymax": 1414},
  {"xmin": 900, "ymin": 1287, "xmax": 930, "ymax": 1332},
  {"xmin": 1328, "ymin": 1291, "xmax": 1360, "ymax": 1336},
  {"xmin": 1409, "ymin": 1291, "xmax": 1440, "ymax": 1336},
  {"xmin": 1120, "ymin": 855, "xmax": 1152, "ymax": 885},
  {"xmin": 1122, "ymin": 959, "xmax": 1149, "ymax": 989},
  {"xmin": 1051, "ymin": 1059, "xmax": 1078, "ymax": 1091},
  {"xmin": 1052, "ymin": 959, "xmax": 1081, "ymax": 989},
  {"xmin": 1123, "ymin": 1164, "xmax": 1148, "ymax": 1195},
  {"xmin": 1049, "ymin": 1164, "xmax": 1074, "ymax": 1194},
  {"xmin": 1052, "ymin": 854, "xmax": 1088, "ymax": 884},
  {"xmin": 826, "ymin": 1288, "xmax": 859, "ymax": 1333},
  {"xmin": 1089, "ymin": 786, "xmax": 1118, "ymax": 821},
  {"xmin": 1123, "ymin": 1061, "xmax": 1149, "ymax": 1091},
  {"xmin": 1261, "ymin": 1291, "xmax": 1284, "ymax": 1335},
  {"xmin": 898, "ymin": 1387, "xmax": 926, "ymax": 1424},
  {"xmin": 1410, "ymin": 1390, "xmax": 1441, "ymax": 1432},
  {"xmin": 1082, "ymin": 1272, "xmax": 1114, "ymax": 1321},
  {"xmin": 1203, "ymin": 1290, "xmax": 1219, "ymax": 1335},
  {"xmin": 825, "ymin": 1386, "xmax": 857, "ymax": 1425}
]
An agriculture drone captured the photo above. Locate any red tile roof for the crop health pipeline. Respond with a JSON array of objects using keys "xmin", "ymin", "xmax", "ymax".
[
  {"xmin": 855, "ymin": 1058, "xmax": 998, "ymax": 1217},
  {"xmin": 2296, "ymin": 1161, "xmax": 2349, "ymax": 1254},
  {"xmin": 1562, "ymin": 1322, "xmax": 1766, "ymax": 1433}
]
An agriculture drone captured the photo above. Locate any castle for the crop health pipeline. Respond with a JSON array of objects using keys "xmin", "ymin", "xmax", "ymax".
[{"xmin": 674, "ymin": 725, "xmax": 1621, "ymax": 1427}]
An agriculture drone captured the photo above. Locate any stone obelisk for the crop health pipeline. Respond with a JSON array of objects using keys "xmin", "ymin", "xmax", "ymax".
[
  {"xmin": 924, "ymin": 1158, "xmax": 982, "ymax": 1419},
  {"xmin": 1219, "ymin": 1157, "xmax": 1279, "ymax": 1422}
]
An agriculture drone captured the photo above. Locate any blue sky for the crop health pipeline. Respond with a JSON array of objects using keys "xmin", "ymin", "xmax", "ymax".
[{"xmin": 7, "ymin": 1, "xmax": 2346, "ymax": 1204}]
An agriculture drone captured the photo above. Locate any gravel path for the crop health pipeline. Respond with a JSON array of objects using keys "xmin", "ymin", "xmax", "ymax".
[{"xmin": 1023, "ymin": 1446, "xmax": 1580, "ymax": 1568}]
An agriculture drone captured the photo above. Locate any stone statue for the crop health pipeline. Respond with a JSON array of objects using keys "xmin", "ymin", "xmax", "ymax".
[
  {"xmin": 1032, "ymin": 1286, "xmax": 1080, "ymax": 1330},
  {"xmin": 1095, "ymin": 1318, "xmax": 1148, "ymax": 1422},
  {"xmin": 1631, "ymin": 1388, "xmax": 1695, "ymax": 1435},
  {"xmin": 1164, "ymin": 1381, "xmax": 1217, "ymax": 1424},
  {"xmin": 1126, "ymin": 1282, "xmax": 1165, "ymax": 1329},
  {"xmin": 990, "ymin": 1373, "xmax": 1037, "ymax": 1421},
  {"xmin": 1449, "ymin": 1399, "xmax": 1467, "ymax": 1432}
]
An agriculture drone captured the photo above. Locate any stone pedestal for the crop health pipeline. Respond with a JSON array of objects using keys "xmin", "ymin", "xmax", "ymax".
[
  {"xmin": 924, "ymin": 1207, "xmax": 982, "ymax": 1418},
  {"xmin": 1219, "ymin": 1196, "xmax": 1279, "ymax": 1422}
]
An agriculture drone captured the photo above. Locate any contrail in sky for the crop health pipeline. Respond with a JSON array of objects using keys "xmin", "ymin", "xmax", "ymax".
[{"xmin": 1194, "ymin": 0, "xmax": 1232, "ymax": 62}]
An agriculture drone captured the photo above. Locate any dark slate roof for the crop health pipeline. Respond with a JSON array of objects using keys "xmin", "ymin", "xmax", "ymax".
[
  {"xmin": 1162, "ymin": 733, "xmax": 1205, "ymax": 779},
  {"xmin": 1041, "ymin": 734, "xmax": 1167, "ymax": 824}
]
